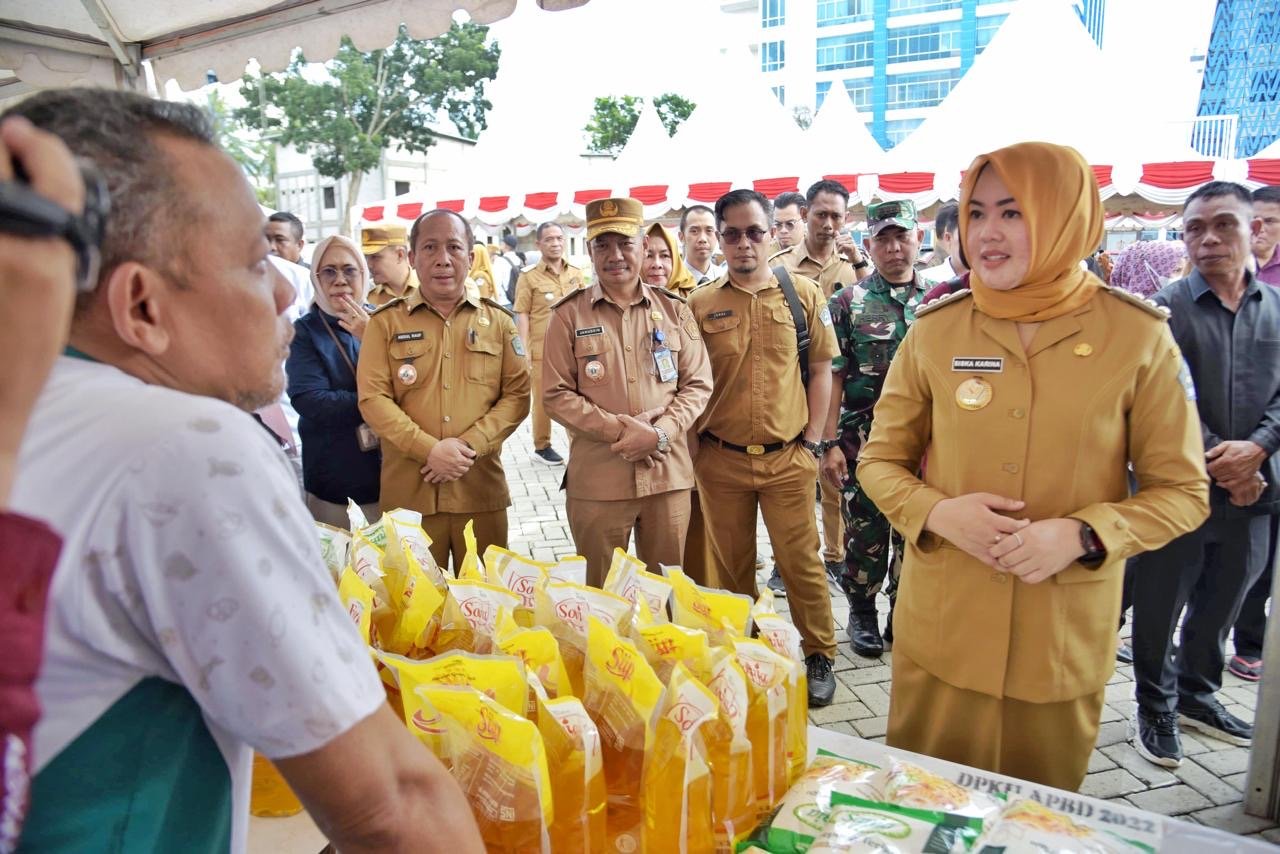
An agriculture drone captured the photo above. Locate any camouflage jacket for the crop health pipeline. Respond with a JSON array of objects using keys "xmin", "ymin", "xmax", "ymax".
[{"xmin": 829, "ymin": 271, "xmax": 927, "ymax": 439}]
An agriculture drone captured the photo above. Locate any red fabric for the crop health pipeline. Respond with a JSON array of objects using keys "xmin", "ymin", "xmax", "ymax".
[
  {"xmin": 362, "ymin": 205, "xmax": 384, "ymax": 222},
  {"xmin": 752, "ymin": 177, "xmax": 799, "ymax": 197},
  {"xmin": 0, "ymin": 512, "xmax": 60, "ymax": 852},
  {"xmin": 629, "ymin": 185, "xmax": 669, "ymax": 206},
  {"xmin": 687, "ymin": 182, "xmax": 732, "ymax": 203},
  {"xmin": 479, "ymin": 196, "xmax": 510, "ymax": 213},
  {"xmin": 524, "ymin": 192, "xmax": 558, "ymax": 210},
  {"xmin": 437, "ymin": 199, "xmax": 465, "ymax": 212},
  {"xmin": 1091, "ymin": 165, "xmax": 1113, "ymax": 188},
  {"xmin": 1248, "ymin": 159, "xmax": 1280, "ymax": 186},
  {"xmin": 878, "ymin": 172, "xmax": 935, "ymax": 194},
  {"xmin": 396, "ymin": 202, "xmax": 424, "ymax": 221},
  {"xmin": 822, "ymin": 174, "xmax": 859, "ymax": 193},
  {"xmin": 573, "ymin": 189, "xmax": 611, "ymax": 205},
  {"xmin": 1139, "ymin": 161, "xmax": 1214, "ymax": 189}
]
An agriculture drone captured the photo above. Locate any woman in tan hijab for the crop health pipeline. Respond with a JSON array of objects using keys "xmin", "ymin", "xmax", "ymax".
[
  {"xmin": 468, "ymin": 242, "xmax": 497, "ymax": 300},
  {"xmin": 855, "ymin": 142, "xmax": 1209, "ymax": 790},
  {"xmin": 643, "ymin": 222, "xmax": 696, "ymax": 297}
]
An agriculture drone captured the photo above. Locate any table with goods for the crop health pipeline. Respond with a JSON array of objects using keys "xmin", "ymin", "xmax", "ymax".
[{"xmin": 246, "ymin": 506, "xmax": 1271, "ymax": 853}]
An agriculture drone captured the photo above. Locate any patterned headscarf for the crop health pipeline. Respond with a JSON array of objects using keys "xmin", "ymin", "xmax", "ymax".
[{"xmin": 1108, "ymin": 240, "xmax": 1187, "ymax": 298}]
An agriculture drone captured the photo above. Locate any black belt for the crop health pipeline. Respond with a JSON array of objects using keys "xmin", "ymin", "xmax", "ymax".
[{"xmin": 700, "ymin": 431, "xmax": 798, "ymax": 456}]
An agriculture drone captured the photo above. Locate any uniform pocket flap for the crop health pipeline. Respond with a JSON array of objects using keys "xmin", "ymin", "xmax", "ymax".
[
  {"xmin": 573, "ymin": 334, "xmax": 608, "ymax": 357},
  {"xmin": 771, "ymin": 306, "xmax": 797, "ymax": 326},
  {"xmin": 389, "ymin": 340, "xmax": 428, "ymax": 360},
  {"xmin": 465, "ymin": 335, "xmax": 502, "ymax": 356},
  {"xmin": 702, "ymin": 313, "xmax": 741, "ymax": 334}
]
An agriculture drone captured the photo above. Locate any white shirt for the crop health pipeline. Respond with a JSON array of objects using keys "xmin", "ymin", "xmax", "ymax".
[
  {"xmin": 12, "ymin": 357, "xmax": 383, "ymax": 853},
  {"xmin": 270, "ymin": 254, "xmax": 314, "ymax": 322},
  {"xmin": 920, "ymin": 257, "xmax": 957, "ymax": 285}
]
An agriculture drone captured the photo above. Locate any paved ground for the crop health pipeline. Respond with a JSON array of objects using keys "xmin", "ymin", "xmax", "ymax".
[{"xmin": 496, "ymin": 420, "xmax": 1277, "ymax": 844}]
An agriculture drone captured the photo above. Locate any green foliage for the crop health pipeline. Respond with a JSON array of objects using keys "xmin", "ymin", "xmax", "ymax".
[
  {"xmin": 585, "ymin": 92, "xmax": 697, "ymax": 154},
  {"xmin": 206, "ymin": 90, "xmax": 276, "ymax": 207},
  {"xmin": 233, "ymin": 21, "xmax": 500, "ymax": 184}
]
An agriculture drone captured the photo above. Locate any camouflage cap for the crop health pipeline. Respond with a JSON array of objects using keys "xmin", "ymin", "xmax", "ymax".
[{"xmin": 866, "ymin": 200, "xmax": 918, "ymax": 237}]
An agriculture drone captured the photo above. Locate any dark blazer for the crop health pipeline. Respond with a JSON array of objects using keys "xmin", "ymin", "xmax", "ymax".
[
  {"xmin": 1155, "ymin": 271, "xmax": 1280, "ymax": 517},
  {"xmin": 286, "ymin": 306, "xmax": 381, "ymax": 505}
]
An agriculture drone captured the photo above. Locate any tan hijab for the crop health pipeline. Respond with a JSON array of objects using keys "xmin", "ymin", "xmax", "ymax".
[
  {"xmin": 310, "ymin": 235, "xmax": 371, "ymax": 317},
  {"xmin": 647, "ymin": 222, "xmax": 696, "ymax": 295},
  {"xmin": 961, "ymin": 141, "xmax": 1105, "ymax": 323}
]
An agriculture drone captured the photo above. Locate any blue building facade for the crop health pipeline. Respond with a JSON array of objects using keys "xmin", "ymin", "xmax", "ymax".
[
  {"xmin": 1073, "ymin": 0, "xmax": 1106, "ymax": 48},
  {"xmin": 1193, "ymin": 0, "xmax": 1280, "ymax": 157}
]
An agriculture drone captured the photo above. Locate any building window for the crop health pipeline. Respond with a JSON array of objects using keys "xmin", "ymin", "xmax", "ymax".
[
  {"xmin": 882, "ymin": 118, "xmax": 925, "ymax": 147},
  {"xmin": 762, "ymin": 40, "xmax": 786, "ymax": 72},
  {"xmin": 762, "ymin": 0, "xmax": 785, "ymax": 28},
  {"xmin": 816, "ymin": 80, "xmax": 833, "ymax": 110},
  {"xmin": 817, "ymin": 0, "xmax": 873, "ymax": 27},
  {"xmin": 888, "ymin": 0, "xmax": 962, "ymax": 13},
  {"xmin": 394, "ymin": 180, "xmax": 411, "ymax": 197},
  {"xmin": 844, "ymin": 77, "xmax": 873, "ymax": 110},
  {"xmin": 975, "ymin": 14, "xmax": 1007, "ymax": 51},
  {"xmin": 816, "ymin": 32, "xmax": 874, "ymax": 71},
  {"xmin": 885, "ymin": 22, "xmax": 962, "ymax": 64},
  {"xmin": 772, "ymin": 85, "xmax": 787, "ymax": 105},
  {"xmin": 322, "ymin": 186, "xmax": 337, "ymax": 210},
  {"xmin": 883, "ymin": 68, "xmax": 963, "ymax": 110}
]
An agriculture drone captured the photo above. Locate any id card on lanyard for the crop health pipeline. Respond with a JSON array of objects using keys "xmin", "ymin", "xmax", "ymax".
[{"xmin": 653, "ymin": 329, "xmax": 677, "ymax": 383}]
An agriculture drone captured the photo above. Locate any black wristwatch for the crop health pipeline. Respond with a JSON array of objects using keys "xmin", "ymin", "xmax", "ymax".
[
  {"xmin": 0, "ymin": 163, "xmax": 109, "ymax": 293},
  {"xmin": 853, "ymin": 259, "xmax": 870, "ymax": 270},
  {"xmin": 1078, "ymin": 522, "xmax": 1106, "ymax": 568},
  {"xmin": 801, "ymin": 438, "xmax": 824, "ymax": 458}
]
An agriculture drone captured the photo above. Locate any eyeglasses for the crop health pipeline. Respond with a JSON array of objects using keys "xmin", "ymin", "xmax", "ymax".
[
  {"xmin": 719, "ymin": 227, "xmax": 768, "ymax": 245},
  {"xmin": 318, "ymin": 265, "xmax": 361, "ymax": 285},
  {"xmin": 774, "ymin": 219, "xmax": 801, "ymax": 231}
]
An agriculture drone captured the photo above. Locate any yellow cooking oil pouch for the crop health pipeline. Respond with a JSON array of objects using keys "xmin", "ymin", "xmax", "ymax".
[
  {"xmin": 496, "ymin": 608, "xmax": 573, "ymax": 712},
  {"xmin": 633, "ymin": 600, "xmax": 712, "ymax": 684},
  {"xmin": 485, "ymin": 545, "xmax": 551, "ymax": 624},
  {"xmin": 583, "ymin": 615, "xmax": 664, "ymax": 854},
  {"xmin": 422, "ymin": 685, "xmax": 553, "ymax": 854},
  {"xmin": 535, "ymin": 580, "xmax": 632, "ymax": 697},
  {"xmin": 752, "ymin": 589, "xmax": 805, "ymax": 663},
  {"xmin": 315, "ymin": 522, "xmax": 350, "ymax": 582},
  {"xmin": 732, "ymin": 638, "xmax": 791, "ymax": 816},
  {"xmin": 385, "ymin": 516, "xmax": 448, "ymax": 591},
  {"xmin": 705, "ymin": 647, "xmax": 756, "ymax": 850},
  {"xmin": 435, "ymin": 577, "xmax": 520, "ymax": 654},
  {"xmin": 548, "ymin": 555, "xmax": 588, "ymax": 585},
  {"xmin": 337, "ymin": 567, "xmax": 375, "ymax": 647},
  {"xmin": 377, "ymin": 549, "xmax": 445, "ymax": 656},
  {"xmin": 456, "ymin": 518, "xmax": 486, "ymax": 581},
  {"xmin": 666, "ymin": 566, "xmax": 752, "ymax": 643},
  {"xmin": 604, "ymin": 549, "xmax": 674, "ymax": 622},
  {"xmin": 643, "ymin": 662, "xmax": 718, "ymax": 854},
  {"xmin": 536, "ymin": 693, "xmax": 606, "ymax": 853}
]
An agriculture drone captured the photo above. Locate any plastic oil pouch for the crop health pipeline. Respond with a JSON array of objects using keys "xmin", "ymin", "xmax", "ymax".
[
  {"xmin": 535, "ymin": 580, "xmax": 632, "ymax": 696},
  {"xmin": 705, "ymin": 647, "xmax": 757, "ymax": 850},
  {"xmin": 548, "ymin": 555, "xmax": 589, "ymax": 586},
  {"xmin": 315, "ymin": 522, "xmax": 351, "ymax": 582},
  {"xmin": 485, "ymin": 545, "xmax": 551, "ymax": 623},
  {"xmin": 537, "ymin": 692, "xmax": 607, "ymax": 853},
  {"xmin": 604, "ymin": 548, "xmax": 674, "ymax": 622},
  {"xmin": 666, "ymin": 566, "xmax": 752, "ymax": 643},
  {"xmin": 338, "ymin": 567, "xmax": 376, "ymax": 647},
  {"xmin": 496, "ymin": 608, "xmax": 573, "ymax": 711},
  {"xmin": 435, "ymin": 577, "xmax": 521, "ymax": 654},
  {"xmin": 732, "ymin": 638, "xmax": 791, "ymax": 816},
  {"xmin": 643, "ymin": 662, "xmax": 718, "ymax": 854}
]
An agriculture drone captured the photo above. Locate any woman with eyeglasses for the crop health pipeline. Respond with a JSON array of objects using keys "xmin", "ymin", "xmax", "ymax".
[
  {"xmin": 286, "ymin": 235, "xmax": 381, "ymax": 527},
  {"xmin": 855, "ymin": 141, "xmax": 1209, "ymax": 790}
]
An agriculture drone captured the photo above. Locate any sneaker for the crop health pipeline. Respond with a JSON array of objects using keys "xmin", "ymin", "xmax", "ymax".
[
  {"xmin": 1116, "ymin": 643, "xmax": 1134, "ymax": 665},
  {"xmin": 1132, "ymin": 708, "xmax": 1182, "ymax": 768},
  {"xmin": 1178, "ymin": 700, "xmax": 1253, "ymax": 746},
  {"xmin": 765, "ymin": 568, "xmax": 787, "ymax": 598},
  {"xmin": 532, "ymin": 447, "xmax": 564, "ymax": 466},
  {"xmin": 806, "ymin": 653, "xmax": 836, "ymax": 707},
  {"xmin": 823, "ymin": 560, "xmax": 843, "ymax": 590},
  {"xmin": 1227, "ymin": 655, "xmax": 1263, "ymax": 682}
]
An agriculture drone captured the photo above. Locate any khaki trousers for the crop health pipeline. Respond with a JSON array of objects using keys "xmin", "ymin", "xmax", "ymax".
[
  {"xmin": 695, "ymin": 441, "xmax": 835, "ymax": 659},
  {"xmin": 819, "ymin": 471, "xmax": 844, "ymax": 565},
  {"xmin": 421, "ymin": 509, "xmax": 508, "ymax": 574},
  {"xmin": 682, "ymin": 490, "xmax": 714, "ymax": 587},
  {"xmin": 530, "ymin": 357, "xmax": 551, "ymax": 450},
  {"xmin": 305, "ymin": 494, "xmax": 380, "ymax": 530},
  {"xmin": 567, "ymin": 490, "xmax": 691, "ymax": 588},
  {"xmin": 887, "ymin": 648, "xmax": 1104, "ymax": 792}
]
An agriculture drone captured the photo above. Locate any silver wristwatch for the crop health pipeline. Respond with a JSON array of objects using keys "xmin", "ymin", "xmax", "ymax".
[{"xmin": 654, "ymin": 425, "xmax": 670, "ymax": 453}]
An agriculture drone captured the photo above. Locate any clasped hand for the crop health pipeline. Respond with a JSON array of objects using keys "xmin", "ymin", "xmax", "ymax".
[
  {"xmin": 611, "ymin": 410, "xmax": 664, "ymax": 466},
  {"xmin": 421, "ymin": 437, "xmax": 476, "ymax": 483},
  {"xmin": 924, "ymin": 493, "xmax": 1086, "ymax": 584}
]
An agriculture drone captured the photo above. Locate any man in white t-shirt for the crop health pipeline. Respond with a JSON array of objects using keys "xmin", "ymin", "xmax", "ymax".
[{"xmin": 6, "ymin": 88, "xmax": 482, "ymax": 853}]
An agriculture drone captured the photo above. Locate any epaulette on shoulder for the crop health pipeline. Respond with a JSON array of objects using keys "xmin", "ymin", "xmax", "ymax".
[
  {"xmin": 654, "ymin": 286, "xmax": 687, "ymax": 304},
  {"xmin": 914, "ymin": 288, "xmax": 972, "ymax": 318},
  {"xmin": 369, "ymin": 296, "xmax": 405, "ymax": 316},
  {"xmin": 481, "ymin": 297, "xmax": 515, "ymax": 319},
  {"xmin": 551, "ymin": 288, "xmax": 589, "ymax": 310},
  {"xmin": 767, "ymin": 246, "xmax": 794, "ymax": 263},
  {"xmin": 1104, "ymin": 285, "xmax": 1171, "ymax": 320},
  {"xmin": 520, "ymin": 263, "xmax": 537, "ymax": 273}
]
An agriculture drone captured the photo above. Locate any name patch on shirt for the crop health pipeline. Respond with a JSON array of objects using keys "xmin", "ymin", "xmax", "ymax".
[
  {"xmin": 707, "ymin": 310, "xmax": 734, "ymax": 321},
  {"xmin": 951, "ymin": 357, "xmax": 1003, "ymax": 373},
  {"xmin": 575, "ymin": 326, "xmax": 604, "ymax": 338},
  {"xmin": 394, "ymin": 331, "xmax": 424, "ymax": 342}
]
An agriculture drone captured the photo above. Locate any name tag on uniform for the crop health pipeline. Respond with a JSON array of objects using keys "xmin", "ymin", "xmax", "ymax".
[
  {"xmin": 858, "ymin": 311, "xmax": 895, "ymax": 325},
  {"xmin": 575, "ymin": 326, "xmax": 604, "ymax": 338},
  {"xmin": 394, "ymin": 331, "xmax": 424, "ymax": 342},
  {"xmin": 952, "ymin": 357, "xmax": 1003, "ymax": 373},
  {"xmin": 707, "ymin": 309, "xmax": 734, "ymax": 321}
]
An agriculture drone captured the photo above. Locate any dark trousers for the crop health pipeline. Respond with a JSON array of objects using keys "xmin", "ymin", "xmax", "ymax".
[
  {"xmin": 1131, "ymin": 513, "xmax": 1269, "ymax": 714},
  {"xmin": 1231, "ymin": 513, "xmax": 1278, "ymax": 659}
]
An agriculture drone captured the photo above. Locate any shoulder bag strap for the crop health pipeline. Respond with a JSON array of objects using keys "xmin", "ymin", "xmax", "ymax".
[
  {"xmin": 319, "ymin": 313, "xmax": 359, "ymax": 381},
  {"xmin": 772, "ymin": 265, "xmax": 810, "ymax": 388}
]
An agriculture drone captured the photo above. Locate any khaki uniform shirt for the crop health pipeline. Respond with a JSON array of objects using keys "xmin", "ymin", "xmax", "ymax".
[
  {"xmin": 513, "ymin": 260, "xmax": 586, "ymax": 359},
  {"xmin": 357, "ymin": 289, "xmax": 531, "ymax": 515},
  {"xmin": 771, "ymin": 244, "xmax": 857, "ymax": 299},
  {"xmin": 542, "ymin": 282, "xmax": 713, "ymax": 501},
  {"xmin": 367, "ymin": 268, "xmax": 419, "ymax": 308},
  {"xmin": 855, "ymin": 288, "xmax": 1209, "ymax": 703},
  {"xmin": 687, "ymin": 272, "xmax": 838, "ymax": 446}
]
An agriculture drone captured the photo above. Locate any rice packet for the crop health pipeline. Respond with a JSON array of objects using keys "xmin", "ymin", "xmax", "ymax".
[
  {"xmin": 809, "ymin": 791, "xmax": 984, "ymax": 854},
  {"xmin": 870, "ymin": 758, "xmax": 1002, "ymax": 820},
  {"xmin": 743, "ymin": 749, "xmax": 879, "ymax": 854},
  {"xmin": 315, "ymin": 522, "xmax": 351, "ymax": 581}
]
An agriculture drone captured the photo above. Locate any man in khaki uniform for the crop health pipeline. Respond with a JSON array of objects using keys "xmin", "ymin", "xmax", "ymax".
[
  {"xmin": 542, "ymin": 198, "xmax": 713, "ymax": 586},
  {"xmin": 514, "ymin": 222, "xmax": 585, "ymax": 465},
  {"xmin": 361, "ymin": 225, "xmax": 419, "ymax": 308},
  {"xmin": 687, "ymin": 189, "xmax": 839, "ymax": 707},
  {"xmin": 769, "ymin": 180, "xmax": 873, "ymax": 593},
  {"xmin": 358, "ymin": 209, "xmax": 531, "ymax": 569}
]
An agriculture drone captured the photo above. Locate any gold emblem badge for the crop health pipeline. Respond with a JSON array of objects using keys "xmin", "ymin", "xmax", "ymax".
[
  {"xmin": 600, "ymin": 200, "xmax": 618, "ymax": 218},
  {"xmin": 544, "ymin": 291, "xmax": 555, "ymax": 301},
  {"xmin": 397, "ymin": 363, "xmax": 418, "ymax": 384},
  {"xmin": 477, "ymin": 315, "xmax": 490, "ymax": 327},
  {"xmin": 955, "ymin": 377, "xmax": 992, "ymax": 411},
  {"xmin": 651, "ymin": 310, "xmax": 662, "ymax": 323},
  {"xmin": 1073, "ymin": 343, "xmax": 1093, "ymax": 357},
  {"xmin": 585, "ymin": 360, "xmax": 605, "ymax": 381}
]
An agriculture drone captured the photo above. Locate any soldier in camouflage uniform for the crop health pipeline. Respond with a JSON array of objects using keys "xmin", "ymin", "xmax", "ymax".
[{"xmin": 820, "ymin": 200, "xmax": 928, "ymax": 657}]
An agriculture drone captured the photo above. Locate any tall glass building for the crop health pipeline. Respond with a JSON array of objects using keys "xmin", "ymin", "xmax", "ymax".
[{"xmin": 1193, "ymin": 0, "xmax": 1279, "ymax": 157}]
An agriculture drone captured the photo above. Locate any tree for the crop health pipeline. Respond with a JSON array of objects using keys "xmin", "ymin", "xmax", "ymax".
[
  {"xmin": 584, "ymin": 92, "xmax": 697, "ymax": 155},
  {"xmin": 234, "ymin": 22, "xmax": 500, "ymax": 233},
  {"xmin": 792, "ymin": 105, "xmax": 814, "ymax": 130},
  {"xmin": 206, "ymin": 91, "xmax": 277, "ymax": 207}
]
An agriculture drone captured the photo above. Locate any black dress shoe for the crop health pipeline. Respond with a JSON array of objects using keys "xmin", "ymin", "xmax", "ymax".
[
  {"xmin": 806, "ymin": 653, "xmax": 836, "ymax": 707},
  {"xmin": 1116, "ymin": 643, "xmax": 1133, "ymax": 664},
  {"xmin": 847, "ymin": 610, "xmax": 884, "ymax": 658},
  {"xmin": 883, "ymin": 604, "xmax": 895, "ymax": 645}
]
